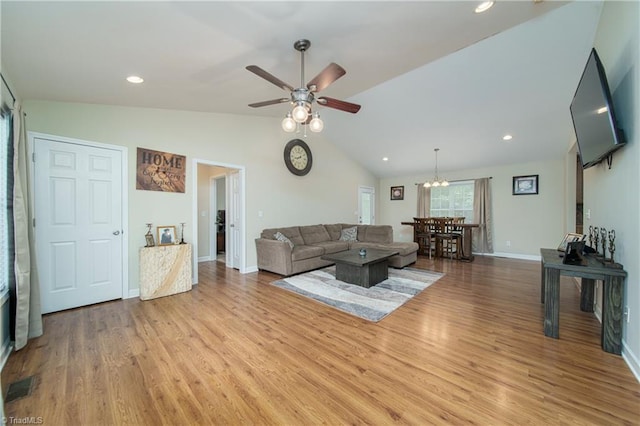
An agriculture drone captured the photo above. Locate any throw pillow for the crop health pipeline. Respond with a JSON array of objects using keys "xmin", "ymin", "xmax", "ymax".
[
  {"xmin": 274, "ymin": 231, "xmax": 294, "ymax": 249},
  {"xmin": 339, "ymin": 226, "xmax": 357, "ymax": 242}
]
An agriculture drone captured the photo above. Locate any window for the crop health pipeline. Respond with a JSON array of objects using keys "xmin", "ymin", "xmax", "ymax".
[
  {"xmin": 430, "ymin": 181, "xmax": 474, "ymax": 222},
  {"xmin": 0, "ymin": 109, "xmax": 12, "ymax": 295}
]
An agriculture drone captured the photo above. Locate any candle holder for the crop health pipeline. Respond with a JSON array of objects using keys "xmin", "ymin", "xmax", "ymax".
[
  {"xmin": 588, "ymin": 225, "xmax": 594, "ymax": 248},
  {"xmin": 600, "ymin": 227, "xmax": 607, "ymax": 258},
  {"xmin": 593, "ymin": 227, "xmax": 600, "ymax": 256},
  {"xmin": 608, "ymin": 229, "xmax": 616, "ymax": 263},
  {"xmin": 179, "ymin": 222, "xmax": 186, "ymax": 244},
  {"xmin": 145, "ymin": 223, "xmax": 155, "ymax": 247}
]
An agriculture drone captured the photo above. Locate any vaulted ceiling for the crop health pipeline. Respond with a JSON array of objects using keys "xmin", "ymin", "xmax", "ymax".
[{"xmin": 1, "ymin": 1, "xmax": 602, "ymax": 177}]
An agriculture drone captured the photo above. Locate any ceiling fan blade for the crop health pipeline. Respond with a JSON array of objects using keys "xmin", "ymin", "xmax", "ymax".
[
  {"xmin": 317, "ymin": 96, "xmax": 361, "ymax": 114},
  {"xmin": 248, "ymin": 98, "xmax": 290, "ymax": 108},
  {"xmin": 307, "ymin": 63, "xmax": 346, "ymax": 92},
  {"xmin": 246, "ymin": 65, "xmax": 294, "ymax": 92}
]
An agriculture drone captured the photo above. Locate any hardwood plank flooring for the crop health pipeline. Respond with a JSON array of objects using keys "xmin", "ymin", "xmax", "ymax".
[{"xmin": 3, "ymin": 256, "xmax": 640, "ymax": 425}]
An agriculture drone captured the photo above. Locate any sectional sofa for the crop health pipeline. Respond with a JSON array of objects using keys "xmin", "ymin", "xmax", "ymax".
[{"xmin": 255, "ymin": 224, "xmax": 419, "ymax": 276}]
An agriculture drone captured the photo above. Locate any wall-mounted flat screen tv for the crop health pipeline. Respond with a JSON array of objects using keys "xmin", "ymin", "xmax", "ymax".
[{"xmin": 570, "ymin": 48, "xmax": 625, "ymax": 169}]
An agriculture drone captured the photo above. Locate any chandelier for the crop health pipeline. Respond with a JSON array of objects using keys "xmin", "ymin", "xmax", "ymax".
[{"xmin": 423, "ymin": 148, "xmax": 449, "ymax": 188}]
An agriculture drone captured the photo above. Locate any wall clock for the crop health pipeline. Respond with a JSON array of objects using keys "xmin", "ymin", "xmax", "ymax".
[{"xmin": 283, "ymin": 139, "xmax": 313, "ymax": 176}]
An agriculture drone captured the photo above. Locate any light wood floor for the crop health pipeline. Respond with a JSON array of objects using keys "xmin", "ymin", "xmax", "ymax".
[{"xmin": 3, "ymin": 256, "xmax": 640, "ymax": 425}]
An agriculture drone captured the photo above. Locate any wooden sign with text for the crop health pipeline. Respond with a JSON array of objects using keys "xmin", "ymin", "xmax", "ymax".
[{"xmin": 136, "ymin": 148, "xmax": 186, "ymax": 193}]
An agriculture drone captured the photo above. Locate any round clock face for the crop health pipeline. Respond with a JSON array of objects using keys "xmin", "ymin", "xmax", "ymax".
[{"xmin": 284, "ymin": 139, "xmax": 313, "ymax": 176}]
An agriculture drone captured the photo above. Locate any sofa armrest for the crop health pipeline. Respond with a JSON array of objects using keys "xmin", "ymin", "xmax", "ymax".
[{"xmin": 255, "ymin": 238, "xmax": 293, "ymax": 276}]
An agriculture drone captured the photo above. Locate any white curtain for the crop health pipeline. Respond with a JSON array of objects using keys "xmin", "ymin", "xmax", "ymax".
[
  {"xmin": 417, "ymin": 185, "xmax": 431, "ymax": 217},
  {"xmin": 13, "ymin": 102, "xmax": 42, "ymax": 350},
  {"xmin": 473, "ymin": 177, "xmax": 493, "ymax": 253}
]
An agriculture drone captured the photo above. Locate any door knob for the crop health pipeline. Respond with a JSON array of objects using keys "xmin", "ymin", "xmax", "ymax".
[{"xmin": 113, "ymin": 230, "xmax": 120, "ymax": 235}]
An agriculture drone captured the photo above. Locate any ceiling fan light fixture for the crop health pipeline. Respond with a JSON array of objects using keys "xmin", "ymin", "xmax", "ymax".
[
  {"xmin": 282, "ymin": 113, "xmax": 296, "ymax": 132},
  {"xmin": 292, "ymin": 103, "xmax": 309, "ymax": 123},
  {"xmin": 309, "ymin": 112, "xmax": 324, "ymax": 132}
]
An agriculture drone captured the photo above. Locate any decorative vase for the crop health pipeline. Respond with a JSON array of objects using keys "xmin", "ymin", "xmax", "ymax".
[{"xmin": 359, "ymin": 248, "xmax": 366, "ymax": 257}]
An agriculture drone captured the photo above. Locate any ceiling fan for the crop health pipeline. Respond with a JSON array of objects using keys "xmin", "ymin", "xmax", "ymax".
[{"xmin": 246, "ymin": 39, "xmax": 361, "ymax": 132}]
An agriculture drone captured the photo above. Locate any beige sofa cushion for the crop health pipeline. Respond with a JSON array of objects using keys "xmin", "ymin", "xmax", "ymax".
[
  {"xmin": 300, "ymin": 225, "xmax": 331, "ymax": 245},
  {"xmin": 261, "ymin": 226, "xmax": 305, "ymax": 246},
  {"xmin": 324, "ymin": 224, "xmax": 343, "ymax": 241},
  {"xmin": 359, "ymin": 225, "xmax": 393, "ymax": 244},
  {"xmin": 291, "ymin": 245, "xmax": 325, "ymax": 261},
  {"xmin": 311, "ymin": 241, "xmax": 349, "ymax": 254}
]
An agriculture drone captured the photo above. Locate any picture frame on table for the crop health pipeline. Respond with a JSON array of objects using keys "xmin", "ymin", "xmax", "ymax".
[
  {"xmin": 390, "ymin": 186, "xmax": 404, "ymax": 200},
  {"xmin": 157, "ymin": 226, "xmax": 176, "ymax": 246},
  {"xmin": 512, "ymin": 174, "xmax": 539, "ymax": 195},
  {"xmin": 557, "ymin": 232, "xmax": 585, "ymax": 252}
]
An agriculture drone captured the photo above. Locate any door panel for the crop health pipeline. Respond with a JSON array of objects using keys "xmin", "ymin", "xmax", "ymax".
[
  {"xmin": 358, "ymin": 186, "xmax": 375, "ymax": 225},
  {"xmin": 35, "ymin": 138, "xmax": 123, "ymax": 313}
]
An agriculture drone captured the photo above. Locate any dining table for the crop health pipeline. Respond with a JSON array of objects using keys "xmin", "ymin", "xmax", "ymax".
[{"xmin": 401, "ymin": 219, "xmax": 479, "ymax": 261}]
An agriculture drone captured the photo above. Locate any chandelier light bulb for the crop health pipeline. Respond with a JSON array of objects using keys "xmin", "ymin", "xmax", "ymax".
[
  {"xmin": 432, "ymin": 181, "xmax": 441, "ymax": 187},
  {"xmin": 281, "ymin": 113, "xmax": 296, "ymax": 132},
  {"xmin": 309, "ymin": 112, "xmax": 324, "ymax": 132},
  {"xmin": 441, "ymin": 180, "xmax": 450, "ymax": 187},
  {"xmin": 292, "ymin": 104, "xmax": 309, "ymax": 123},
  {"xmin": 423, "ymin": 182, "xmax": 431, "ymax": 188}
]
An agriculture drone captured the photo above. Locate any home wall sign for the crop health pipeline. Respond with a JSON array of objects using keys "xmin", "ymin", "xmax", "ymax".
[{"xmin": 136, "ymin": 147, "xmax": 186, "ymax": 193}]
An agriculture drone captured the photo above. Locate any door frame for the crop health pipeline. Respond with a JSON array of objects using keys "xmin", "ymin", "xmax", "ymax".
[
  {"xmin": 27, "ymin": 132, "xmax": 130, "ymax": 300},
  {"xmin": 358, "ymin": 185, "xmax": 376, "ymax": 225},
  {"xmin": 191, "ymin": 158, "xmax": 246, "ymax": 284}
]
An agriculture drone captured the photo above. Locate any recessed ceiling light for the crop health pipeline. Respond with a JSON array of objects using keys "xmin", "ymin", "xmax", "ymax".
[
  {"xmin": 382, "ymin": 157, "xmax": 389, "ymax": 162},
  {"xmin": 503, "ymin": 134, "xmax": 513, "ymax": 141},
  {"xmin": 475, "ymin": 1, "xmax": 495, "ymax": 13},
  {"xmin": 126, "ymin": 75, "xmax": 144, "ymax": 84}
]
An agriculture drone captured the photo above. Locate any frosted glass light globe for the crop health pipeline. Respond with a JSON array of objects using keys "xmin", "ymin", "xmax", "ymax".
[
  {"xmin": 309, "ymin": 114, "xmax": 324, "ymax": 132},
  {"xmin": 292, "ymin": 104, "xmax": 309, "ymax": 123},
  {"xmin": 281, "ymin": 114, "xmax": 296, "ymax": 132}
]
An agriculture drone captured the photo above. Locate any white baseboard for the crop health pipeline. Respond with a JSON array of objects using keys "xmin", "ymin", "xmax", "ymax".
[
  {"xmin": 480, "ymin": 252, "xmax": 541, "ymax": 261},
  {"xmin": 623, "ymin": 343, "xmax": 640, "ymax": 383},
  {"xmin": 243, "ymin": 265, "xmax": 258, "ymax": 274},
  {"xmin": 198, "ymin": 256, "xmax": 212, "ymax": 262},
  {"xmin": 127, "ymin": 289, "xmax": 140, "ymax": 299}
]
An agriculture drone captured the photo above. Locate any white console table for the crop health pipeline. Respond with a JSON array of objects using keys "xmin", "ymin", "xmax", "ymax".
[{"xmin": 139, "ymin": 244, "xmax": 192, "ymax": 300}]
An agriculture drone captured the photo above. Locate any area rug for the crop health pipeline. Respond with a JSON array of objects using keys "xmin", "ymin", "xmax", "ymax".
[{"xmin": 271, "ymin": 266, "xmax": 443, "ymax": 322}]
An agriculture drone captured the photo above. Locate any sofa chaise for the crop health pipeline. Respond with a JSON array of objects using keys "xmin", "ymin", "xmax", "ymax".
[{"xmin": 255, "ymin": 224, "xmax": 419, "ymax": 276}]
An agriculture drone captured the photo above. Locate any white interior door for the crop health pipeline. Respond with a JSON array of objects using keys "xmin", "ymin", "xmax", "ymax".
[
  {"xmin": 34, "ymin": 137, "xmax": 124, "ymax": 313},
  {"xmin": 228, "ymin": 171, "xmax": 242, "ymax": 269},
  {"xmin": 358, "ymin": 186, "xmax": 375, "ymax": 224}
]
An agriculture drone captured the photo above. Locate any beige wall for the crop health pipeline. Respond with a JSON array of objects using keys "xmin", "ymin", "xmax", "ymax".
[
  {"xmin": 379, "ymin": 158, "xmax": 566, "ymax": 258},
  {"xmin": 23, "ymin": 100, "xmax": 378, "ymax": 292},
  {"xmin": 588, "ymin": 1, "xmax": 639, "ymax": 375}
]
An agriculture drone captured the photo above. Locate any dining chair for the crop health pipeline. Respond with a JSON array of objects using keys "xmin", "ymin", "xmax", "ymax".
[{"xmin": 438, "ymin": 217, "xmax": 463, "ymax": 259}]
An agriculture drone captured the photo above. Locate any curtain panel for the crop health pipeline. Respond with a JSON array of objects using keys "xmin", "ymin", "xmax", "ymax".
[
  {"xmin": 472, "ymin": 177, "xmax": 493, "ymax": 253},
  {"xmin": 416, "ymin": 185, "xmax": 431, "ymax": 217},
  {"xmin": 13, "ymin": 103, "xmax": 42, "ymax": 350}
]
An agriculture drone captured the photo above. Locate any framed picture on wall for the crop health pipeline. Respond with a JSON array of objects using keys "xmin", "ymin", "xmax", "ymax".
[
  {"xmin": 157, "ymin": 226, "xmax": 176, "ymax": 245},
  {"xmin": 390, "ymin": 186, "xmax": 404, "ymax": 200},
  {"xmin": 512, "ymin": 175, "xmax": 539, "ymax": 195}
]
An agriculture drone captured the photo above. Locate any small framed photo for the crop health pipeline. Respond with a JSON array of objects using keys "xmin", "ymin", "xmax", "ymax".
[
  {"xmin": 145, "ymin": 234, "xmax": 155, "ymax": 247},
  {"xmin": 513, "ymin": 175, "xmax": 539, "ymax": 195},
  {"xmin": 557, "ymin": 232, "xmax": 585, "ymax": 252},
  {"xmin": 390, "ymin": 186, "xmax": 404, "ymax": 200},
  {"xmin": 157, "ymin": 226, "xmax": 176, "ymax": 245}
]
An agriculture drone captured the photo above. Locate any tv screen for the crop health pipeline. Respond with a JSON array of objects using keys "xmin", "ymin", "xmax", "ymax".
[{"xmin": 570, "ymin": 48, "xmax": 625, "ymax": 169}]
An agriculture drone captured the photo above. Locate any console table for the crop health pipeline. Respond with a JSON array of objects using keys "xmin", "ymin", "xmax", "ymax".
[
  {"xmin": 140, "ymin": 244, "xmax": 192, "ymax": 300},
  {"xmin": 539, "ymin": 248, "xmax": 626, "ymax": 354}
]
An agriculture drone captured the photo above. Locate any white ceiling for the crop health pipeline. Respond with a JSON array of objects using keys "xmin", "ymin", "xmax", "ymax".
[{"xmin": 1, "ymin": 1, "xmax": 602, "ymax": 178}]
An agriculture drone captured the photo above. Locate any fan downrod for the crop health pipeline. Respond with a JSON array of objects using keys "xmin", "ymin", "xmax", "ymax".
[{"xmin": 294, "ymin": 39, "xmax": 311, "ymax": 52}]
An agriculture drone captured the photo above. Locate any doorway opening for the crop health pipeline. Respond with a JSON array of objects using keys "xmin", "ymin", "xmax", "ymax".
[{"xmin": 192, "ymin": 159, "xmax": 246, "ymax": 284}]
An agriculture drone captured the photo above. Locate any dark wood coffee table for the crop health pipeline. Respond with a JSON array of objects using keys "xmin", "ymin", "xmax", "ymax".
[{"xmin": 321, "ymin": 248, "xmax": 399, "ymax": 288}]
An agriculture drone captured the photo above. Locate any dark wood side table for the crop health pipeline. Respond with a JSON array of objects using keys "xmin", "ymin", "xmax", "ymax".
[{"xmin": 539, "ymin": 248, "xmax": 627, "ymax": 355}]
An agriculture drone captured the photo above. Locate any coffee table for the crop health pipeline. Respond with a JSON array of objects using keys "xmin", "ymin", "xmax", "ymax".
[{"xmin": 321, "ymin": 248, "xmax": 399, "ymax": 288}]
